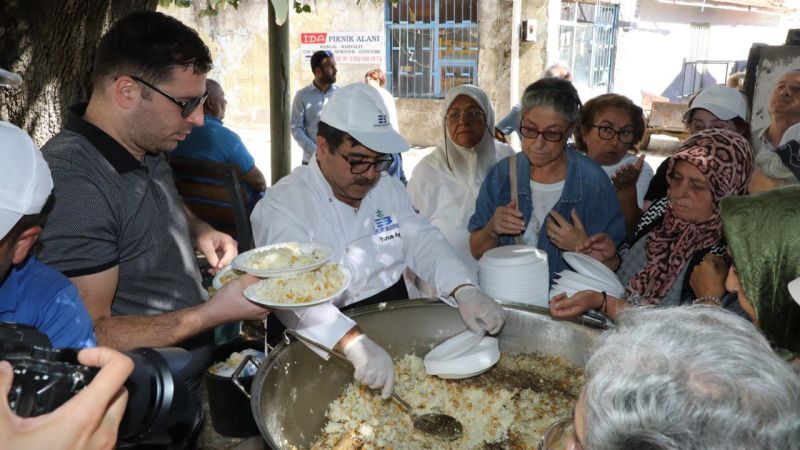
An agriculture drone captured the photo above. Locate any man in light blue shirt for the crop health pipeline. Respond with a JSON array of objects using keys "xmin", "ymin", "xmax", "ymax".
[
  {"xmin": 0, "ymin": 121, "xmax": 96, "ymax": 349},
  {"xmin": 291, "ymin": 50, "xmax": 339, "ymax": 164}
]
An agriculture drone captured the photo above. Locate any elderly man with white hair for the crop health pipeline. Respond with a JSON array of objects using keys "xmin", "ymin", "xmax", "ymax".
[
  {"xmin": 541, "ymin": 306, "xmax": 800, "ymax": 450},
  {"xmin": 752, "ymin": 68, "xmax": 800, "ymax": 154}
]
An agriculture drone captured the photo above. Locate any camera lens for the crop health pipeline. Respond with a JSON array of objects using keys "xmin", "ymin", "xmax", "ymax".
[
  {"xmin": 117, "ymin": 347, "xmax": 191, "ymax": 445},
  {"xmin": 1, "ymin": 324, "xmax": 201, "ymax": 446}
]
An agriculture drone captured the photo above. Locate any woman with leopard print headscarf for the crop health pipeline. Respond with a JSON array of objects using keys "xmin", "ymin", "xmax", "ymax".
[{"xmin": 550, "ymin": 128, "xmax": 754, "ymax": 321}]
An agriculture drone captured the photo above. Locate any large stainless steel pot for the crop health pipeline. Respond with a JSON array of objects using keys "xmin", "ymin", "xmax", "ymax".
[{"xmin": 248, "ymin": 299, "xmax": 605, "ymax": 449}]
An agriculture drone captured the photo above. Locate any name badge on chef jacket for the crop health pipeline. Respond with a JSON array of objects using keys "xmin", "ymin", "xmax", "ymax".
[{"xmin": 373, "ymin": 209, "xmax": 401, "ymax": 243}]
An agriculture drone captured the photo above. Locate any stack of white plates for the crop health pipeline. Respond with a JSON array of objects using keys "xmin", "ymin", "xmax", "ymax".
[
  {"xmin": 424, "ymin": 330, "xmax": 500, "ymax": 379},
  {"xmin": 550, "ymin": 252, "xmax": 625, "ymax": 299},
  {"xmin": 478, "ymin": 245, "xmax": 549, "ymax": 307}
]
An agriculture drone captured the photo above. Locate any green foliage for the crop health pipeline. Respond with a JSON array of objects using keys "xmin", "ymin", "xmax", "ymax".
[
  {"xmin": 159, "ymin": 0, "xmax": 239, "ymax": 16},
  {"xmin": 293, "ymin": 2, "xmax": 312, "ymax": 13},
  {"xmin": 160, "ymin": 0, "xmax": 398, "ymax": 16}
]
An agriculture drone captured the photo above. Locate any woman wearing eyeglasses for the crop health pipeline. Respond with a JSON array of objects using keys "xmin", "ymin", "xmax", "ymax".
[
  {"xmin": 407, "ymin": 85, "xmax": 514, "ymax": 284},
  {"xmin": 574, "ymin": 94, "xmax": 652, "ymax": 234},
  {"xmin": 468, "ymin": 78, "xmax": 626, "ymax": 282}
]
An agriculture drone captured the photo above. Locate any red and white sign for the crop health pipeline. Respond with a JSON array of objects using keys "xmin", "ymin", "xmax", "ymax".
[{"xmin": 300, "ymin": 32, "xmax": 385, "ymax": 65}]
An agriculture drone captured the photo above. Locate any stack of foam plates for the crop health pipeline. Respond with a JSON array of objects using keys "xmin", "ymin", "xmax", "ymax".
[
  {"xmin": 550, "ymin": 252, "xmax": 625, "ymax": 298},
  {"xmin": 424, "ymin": 330, "xmax": 500, "ymax": 379},
  {"xmin": 478, "ymin": 245, "xmax": 549, "ymax": 307}
]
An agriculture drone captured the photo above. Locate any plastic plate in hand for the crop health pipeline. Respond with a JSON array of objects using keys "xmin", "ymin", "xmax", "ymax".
[
  {"xmin": 212, "ymin": 265, "xmax": 246, "ymax": 290},
  {"xmin": 243, "ymin": 263, "xmax": 351, "ymax": 309},
  {"xmin": 233, "ymin": 241, "xmax": 334, "ymax": 277}
]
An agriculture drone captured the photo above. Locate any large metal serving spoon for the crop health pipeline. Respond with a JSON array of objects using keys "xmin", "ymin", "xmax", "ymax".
[{"xmin": 284, "ymin": 330, "xmax": 463, "ymax": 441}]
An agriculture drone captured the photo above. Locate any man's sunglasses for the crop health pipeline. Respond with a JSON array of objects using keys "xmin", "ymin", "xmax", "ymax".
[{"xmin": 130, "ymin": 75, "xmax": 208, "ymax": 118}]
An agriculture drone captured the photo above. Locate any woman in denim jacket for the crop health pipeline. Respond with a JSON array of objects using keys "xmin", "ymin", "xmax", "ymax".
[{"xmin": 468, "ymin": 78, "xmax": 626, "ymax": 283}]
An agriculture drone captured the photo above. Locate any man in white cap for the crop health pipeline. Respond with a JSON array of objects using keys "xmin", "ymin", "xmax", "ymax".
[
  {"xmin": 251, "ymin": 83, "xmax": 506, "ymax": 399},
  {"xmin": 0, "ymin": 121, "xmax": 96, "ymax": 348}
]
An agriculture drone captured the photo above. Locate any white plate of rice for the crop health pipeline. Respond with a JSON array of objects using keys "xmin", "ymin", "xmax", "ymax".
[
  {"xmin": 243, "ymin": 262, "xmax": 351, "ymax": 309},
  {"xmin": 211, "ymin": 265, "xmax": 245, "ymax": 290},
  {"xmin": 232, "ymin": 241, "xmax": 333, "ymax": 277}
]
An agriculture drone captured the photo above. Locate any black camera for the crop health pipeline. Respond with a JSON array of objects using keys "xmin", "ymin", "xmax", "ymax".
[{"xmin": 0, "ymin": 322, "xmax": 193, "ymax": 446}]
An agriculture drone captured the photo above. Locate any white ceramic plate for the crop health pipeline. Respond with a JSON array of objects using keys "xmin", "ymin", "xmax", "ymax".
[
  {"xmin": 233, "ymin": 241, "xmax": 333, "ymax": 277},
  {"xmin": 563, "ymin": 252, "xmax": 620, "ymax": 287},
  {"xmin": 243, "ymin": 263, "xmax": 351, "ymax": 309}
]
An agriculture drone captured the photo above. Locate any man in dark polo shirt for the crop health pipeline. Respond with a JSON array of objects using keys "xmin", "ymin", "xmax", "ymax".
[{"xmin": 37, "ymin": 11, "xmax": 268, "ymax": 448}]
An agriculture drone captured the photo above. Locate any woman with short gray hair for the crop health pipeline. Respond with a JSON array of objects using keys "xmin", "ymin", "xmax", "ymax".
[
  {"xmin": 541, "ymin": 306, "xmax": 800, "ymax": 450},
  {"xmin": 468, "ymin": 78, "xmax": 626, "ymax": 282}
]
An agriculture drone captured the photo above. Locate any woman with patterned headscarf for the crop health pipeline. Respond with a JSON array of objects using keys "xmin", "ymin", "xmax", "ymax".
[
  {"xmin": 721, "ymin": 186, "xmax": 800, "ymax": 361},
  {"xmin": 550, "ymin": 128, "xmax": 754, "ymax": 321}
]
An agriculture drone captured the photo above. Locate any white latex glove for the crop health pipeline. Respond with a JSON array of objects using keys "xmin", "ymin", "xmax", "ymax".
[
  {"xmin": 342, "ymin": 334, "xmax": 395, "ymax": 399},
  {"xmin": 455, "ymin": 285, "xmax": 506, "ymax": 334}
]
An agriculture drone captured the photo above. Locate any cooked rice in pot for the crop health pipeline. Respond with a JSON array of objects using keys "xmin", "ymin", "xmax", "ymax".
[{"xmin": 309, "ymin": 352, "xmax": 583, "ymax": 449}]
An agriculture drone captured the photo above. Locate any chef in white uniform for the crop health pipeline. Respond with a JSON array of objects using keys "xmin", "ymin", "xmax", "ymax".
[{"xmin": 251, "ymin": 83, "xmax": 505, "ymax": 399}]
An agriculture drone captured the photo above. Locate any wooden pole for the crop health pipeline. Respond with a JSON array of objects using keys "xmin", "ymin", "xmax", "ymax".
[{"xmin": 268, "ymin": 0, "xmax": 291, "ymax": 184}]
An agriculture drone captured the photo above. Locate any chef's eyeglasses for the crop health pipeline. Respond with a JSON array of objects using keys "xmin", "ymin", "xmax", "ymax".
[
  {"xmin": 445, "ymin": 110, "xmax": 485, "ymax": 125},
  {"xmin": 591, "ymin": 124, "xmax": 636, "ymax": 145},
  {"xmin": 539, "ymin": 417, "xmax": 583, "ymax": 450},
  {"xmin": 335, "ymin": 148, "xmax": 394, "ymax": 174},
  {"xmin": 130, "ymin": 75, "xmax": 208, "ymax": 118},
  {"xmin": 519, "ymin": 125, "xmax": 565, "ymax": 142}
]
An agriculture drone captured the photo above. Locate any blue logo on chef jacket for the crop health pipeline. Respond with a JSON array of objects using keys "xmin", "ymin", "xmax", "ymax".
[{"xmin": 374, "ymin": 209, "xmax": 400, "ymax": 242}]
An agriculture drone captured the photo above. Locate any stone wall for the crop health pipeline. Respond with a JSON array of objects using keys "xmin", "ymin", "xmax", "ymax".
[{"xmin": 162, "ymin": 1, "xmax": 271, "ymax": 130}]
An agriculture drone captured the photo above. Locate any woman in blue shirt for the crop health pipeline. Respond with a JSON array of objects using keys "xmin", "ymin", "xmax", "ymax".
[{"xmin": 468, "ymin": 78, "xmax": 626, "ymax": 282}]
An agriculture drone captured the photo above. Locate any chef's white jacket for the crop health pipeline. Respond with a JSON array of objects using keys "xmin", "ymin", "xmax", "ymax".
[{"xmin": 250, "ymin": 159, "xmax": 476, "ymax": 350}]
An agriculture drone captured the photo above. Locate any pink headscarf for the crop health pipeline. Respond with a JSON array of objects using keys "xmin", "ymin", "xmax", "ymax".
[{"xmin": 627, "ymin": 129, "xmax": 754, "ymax": 303}]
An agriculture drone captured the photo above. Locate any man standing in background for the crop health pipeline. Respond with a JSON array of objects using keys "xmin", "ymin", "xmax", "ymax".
[
  {"xmin": 364, "ymin": 68, "xmax": 405, "ymax": 184},
  {"xmin": 291, "ymin": 50, "xmax": 339, "ymax": 165},
  {"xmin": 494, "ymin": 62, "xmax": 573, "ymax": 143}
]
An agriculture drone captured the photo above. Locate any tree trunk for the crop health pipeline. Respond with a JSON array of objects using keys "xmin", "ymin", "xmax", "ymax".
[{"xmin": 0, "ymin": 0, "xmax": 158, "ymax": 146}]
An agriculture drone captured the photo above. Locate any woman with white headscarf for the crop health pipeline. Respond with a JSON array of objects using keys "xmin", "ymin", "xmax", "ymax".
[{"xmin": 407, "ymin": 85, "xmax": 514, "ymax": 278}]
